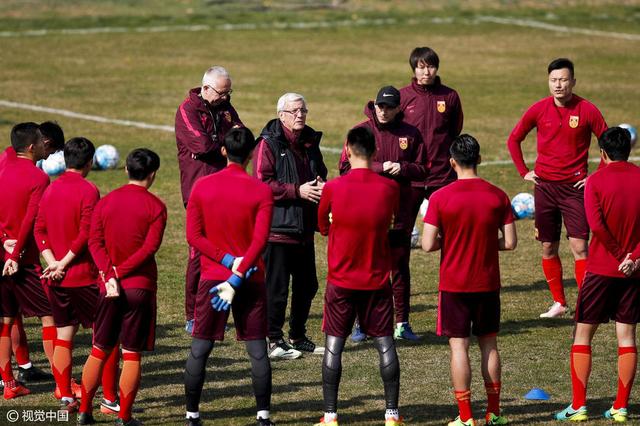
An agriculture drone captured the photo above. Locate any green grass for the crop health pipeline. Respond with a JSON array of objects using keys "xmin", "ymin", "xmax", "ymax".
[{"xmin": 1, "ymin": 1, "xmax": 640, "ymax": 425}]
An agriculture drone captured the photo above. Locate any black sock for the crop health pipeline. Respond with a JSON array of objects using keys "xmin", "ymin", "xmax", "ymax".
[
  {"xmin": 245, "ymin": 339, "xmax": 272, "ymax": 411},
  {"xmin": 373, "ymin": 336, "xmax": 400, "ymax": 409},
  {"xmin": 322, "ymin": 335, "xmax": 345, "ymax": 413},
  {"xmin": 184, "ymin": 338, "xmax": 214, "ymax": 413}
]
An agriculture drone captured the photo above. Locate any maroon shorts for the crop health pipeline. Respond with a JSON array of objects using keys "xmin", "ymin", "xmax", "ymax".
[
  {"xmin": 0, "ymin": 264, "xmax": 51, "ymax": 318},
  {"xmin": 48, "ymin": 284, "xmax": 99, "ymax": 328},
  {"xmin": 322, "ymin": 282, "xmax": 393, "ymax": 338},
  {"xmin": 93, "ymin": 288, "xmax": 156, "ymax": 352},
  {"xmin": 192, "ymin": 279, "xmax": 267, "ymax": 341},
  {"xmin": 575, "ymin": 272, "xmax": 640, "ymax": 324},
  {"xmin": 534, "ymin": 180, "xmax": 589, "ymax": 242},
  {"xmin": 437, "ymin": 290, "xmax": 500, "ymax": 338}
]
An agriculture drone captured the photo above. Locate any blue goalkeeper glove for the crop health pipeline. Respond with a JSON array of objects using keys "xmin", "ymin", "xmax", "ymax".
[{"xmin": 209, "ymin": 273, "xmax": 243, "ymax": 311}]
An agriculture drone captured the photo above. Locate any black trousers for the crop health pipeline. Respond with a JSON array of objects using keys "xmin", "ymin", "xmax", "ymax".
[{"xmin": 264, "ymin": 241, "xmax": 319, "ymax": 341}]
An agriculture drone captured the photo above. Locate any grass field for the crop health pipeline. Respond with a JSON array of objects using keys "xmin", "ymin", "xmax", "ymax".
[{"xmin": 1, "ymin": 1, "xmax": 640, "ymax": 425}]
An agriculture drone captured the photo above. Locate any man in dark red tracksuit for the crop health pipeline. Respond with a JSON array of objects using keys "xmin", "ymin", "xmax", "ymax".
[
  {"xmin": 339, "ymin": 86, "xmax": 425, "ymax": 341},
  {"xmin": 399, "ymin": 47, "xmax": 464, "ymax": 231},
  {"xmin": 175, "ymin": 66, "xmax": 243, "ymax": 332}
]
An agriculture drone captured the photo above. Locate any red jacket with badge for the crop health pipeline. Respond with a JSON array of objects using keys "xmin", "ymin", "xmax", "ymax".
[
  {"xmin": 175, "ymin": 88, "xmax": 243, "ymax": 205},
  {"xmin": 339, "ymin": 101, "xmax": 426, "ymax": 232},
  {"xmin": 400, "ymin": 77, "xmax": 464, "ymax": 188}
]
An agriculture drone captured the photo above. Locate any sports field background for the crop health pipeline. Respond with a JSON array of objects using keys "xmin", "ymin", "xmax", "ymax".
[{"xmin": 1, "ymin": 1, "xmax": 639, "ymax": 424}]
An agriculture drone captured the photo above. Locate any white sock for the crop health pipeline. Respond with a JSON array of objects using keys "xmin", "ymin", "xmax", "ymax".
[
  {"xmin": 61, "ymin": 396, "xmax": 74, "ymax": 403},
  {"xmin": 396, "ymin": 322, "xmax": 405, "ymax": 328},
  {"xmin": 18, "ymin": 362, "xmax": 32, "ymax": 369},
  {"xmin": 385, "ymin": 408, "xmax": 399, "ymax": 420},
  {"xmin": 324, "ymin": 412, "xmax": 338, "ymax": 422},
  {"xmin": 186, "ymin": 411, "xmax": 199, "ymax": 419},
  {"xmin": 257, "ymin": 410, "xmax": 270, "ymax": 420}
]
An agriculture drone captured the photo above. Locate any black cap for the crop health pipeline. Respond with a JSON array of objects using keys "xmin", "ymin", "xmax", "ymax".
[{"xmin": 375, "ymin": 86, "xmax": 401, "ymax": 108}]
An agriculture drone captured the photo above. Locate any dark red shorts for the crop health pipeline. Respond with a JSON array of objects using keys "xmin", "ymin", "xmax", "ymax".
[
  {"xmin": 437, "ymin": 290, "xmax": 500, "ymax": 338},
  {"xmin": 0, "ymin": 264, "xmax": 51, "ymax": 318},
  {"xmin": 48, "ymin": 284, "xmax": 99, "ymax": 328},
  {"xmin": 322, "ymin": 282, "xmax": 393, "ymax": 338},
  {"xmin": 93, "ymin": 288, "xmax": 156, "ymax": 352},
  {"xmin": 575, "ymin": 272, "xmax": 640, "ymax": 324},
  {"xmin": 192, "ymin": 279, "xmax": 267, "ymax": 341},
  {"xmin": 534, "ymin": 180, "xmax": 589, "ymax": 242}
]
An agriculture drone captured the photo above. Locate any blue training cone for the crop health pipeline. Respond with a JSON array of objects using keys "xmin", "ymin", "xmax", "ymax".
[{"xmin": 524, "ymin": 388, "xmax": 550, "ymax": 400}]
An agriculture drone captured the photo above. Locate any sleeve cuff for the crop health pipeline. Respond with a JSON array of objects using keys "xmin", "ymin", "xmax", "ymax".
[{"xmin": 227, "ymin": 273, "xmax": 243, "ymax": 288}]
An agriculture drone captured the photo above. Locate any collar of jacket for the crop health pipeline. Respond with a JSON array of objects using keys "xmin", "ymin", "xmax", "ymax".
[
  {"xmin": 260, "ymin": 118, "xmax": 318, "ymax": 149},
  {"xmin": 411, "ymin": 76, "xmax": 442, "ymax": 93},
  {"xmin": 363, "ymin": 100, "xmax": 405, "ymax": 130}
]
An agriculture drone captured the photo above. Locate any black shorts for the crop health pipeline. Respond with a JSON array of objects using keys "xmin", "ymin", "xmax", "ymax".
[
  {"xmin": 48, "ymin": 285, "xmax": 99, "ymax": 328},
  {"xmin": 0, "ymin": 264, "xmax": 51, "ymax": 318},
  {"xmin": 534, "ymin": 181, "xmax": 589, "ymax": 242},
  {"xmin": 437, "ymin": 290, "xmax": 500, "ymax": 338},
  {"xmin": 575, "ymin": 272, "xmax": 640, "ymax": 324}
]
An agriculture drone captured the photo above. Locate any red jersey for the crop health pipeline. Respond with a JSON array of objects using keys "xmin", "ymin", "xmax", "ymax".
[
  {"xmin": 34, "ymin": 171, "xmax": 100, "ymax": 287},
  {"xmin": 186, "ymin": 163, "xmax": 273, "ymax": 282},
  {"xmin": 0, "ymin": 156, "xmax": 49, "ymax": 264},
  {"xmin": 318, "ymin": 168, "xmax": 399, "ymax": 291},
  {"xmin": 89, "ymin": 184, "xmax": 167, "ymax": 291},
  {"xmin": 424, "ymin": 178, "xmax": 514, "ymax": 292},
  {"xmin": 507, "ymin": 95, "xmax": 608, "ymax": 183},
  {"xmin": 584, "ymin": 161, "xmax": 640, "ymax": 277}
]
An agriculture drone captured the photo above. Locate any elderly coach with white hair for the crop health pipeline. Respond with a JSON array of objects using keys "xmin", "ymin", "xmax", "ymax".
[
  {"xmin": 175, "ymin": 66, "xmax": 243, "ymax": 332},
  {"xmin": 253, "ymin": 93, "xmax": 328, "ymax": 360}
]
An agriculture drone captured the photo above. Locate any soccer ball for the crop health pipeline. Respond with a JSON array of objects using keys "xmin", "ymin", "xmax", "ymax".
[
  {"xmin": 511, "ymin": 192, "xmax": 535, "ymax": 220},
  {"xmin": 419, "ymin": 199, "xmax": 429, "ymax": 218},
  {"xmin": 41, "ymin": 150, "xmax": 65, "ymax": 176},
  {"xmin": 94, "ymin": 145, "xmax": 119, "ymax": 170},
  {"xmin": 619, "ymin": 123, "xmax": 637, "ymax": 147}
]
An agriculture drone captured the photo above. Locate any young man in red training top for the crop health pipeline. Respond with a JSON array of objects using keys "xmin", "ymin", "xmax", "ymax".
[
  {"xmin": 339, "ymin": 85, "xmax": 425, "ymax": 341},
  {"xmin": 78, "ymin": 148, "xmax": 167, "ymax": 426},
  {"xmin": 507, "ymin": 58, "xmax": 608, "ymax": 318},
  {"xmin": 0, "ymin": 122, "xmax": 58, "ymax": 400},
  {"xmin": 317, "ymin": 127, "xmax": 403, "ymax": 426},
  {"xmin": 34, "ymin": 137, "xmax": 119, "ymax": 413},
  {"xmin": 422, "ymin": 134, "xmax": 517, "ymax": 426},
  {"xmin": 555, "ymin": 127, "xmax": 640, "ymax": 422},
  {"xmin": 184, "ymin": 127, "xmax": 275, "ymax": 426}
]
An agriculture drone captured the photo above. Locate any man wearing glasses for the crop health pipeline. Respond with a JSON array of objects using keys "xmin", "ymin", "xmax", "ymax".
[
  {"xmin": 175, "ymin": 66, "xmax": 243, "ymax": 334},
  {"xmin": 254, "ymin": 93, "xmax": 328, "ymax": 360}
]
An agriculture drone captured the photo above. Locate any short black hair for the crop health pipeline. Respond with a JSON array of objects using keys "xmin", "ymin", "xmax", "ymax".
[
  {"xmin": 126, "ymin": 148, "xmax": 160, "ymax": 180},
  {"xmin": 598, "ymin": 127, "xmax": 631, "ymax": 161},
  {"xmin": 223, "ymin": 127, "xmax": 257, "ymax": 164},
  {"xmin": 39, "ymin": 121, "xmax": 65, "ymax": 152},
  {"xmin": 10, "ymin": 122, "xmax": 40, "ymax": 153},
  {"xmin": 409, "ymin": 47, "xmax": 440, "ymax": 70},
  {"xmin": 450, "ymin": 134, "xmax": 480, "ymax": 168},
  {"xmin": 64, "ymin": 137, "xmax": 95, "ymax": 169},
  {"xmin": 548, "ymin": 58, "xmax": 574, "ymax": 78},
  {"xmin": 346, "ymin": 127, "xmax": 376, "ymax": 159}
]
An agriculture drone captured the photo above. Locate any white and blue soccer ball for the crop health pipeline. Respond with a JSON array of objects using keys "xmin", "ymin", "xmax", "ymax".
[
  {"xmin": 511, "ymin": 192, "xmax": 535, "ymax": 220},
  {"xmin": 41, "ymin": 150, "xmax": 65, "ymax": 176},
  {"xmin": 619, "ymin": 123, "xmax": 637, "ymax": 147},
  {"xmin": 93, "ymin": 144, "xmax": 119, "ymax": 170}
]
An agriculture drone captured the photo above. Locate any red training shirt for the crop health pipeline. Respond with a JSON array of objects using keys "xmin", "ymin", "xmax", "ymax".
[
  {"xmin": 318, "ymin": 168, "xmax": 399, "ymax": 290},
  {"xmin": 424, "ymin": 178, "xmax": 514, "ymax": 292},
  {"xmin": 186, "ymin": 163, "xmax": 273, "ymax": 283},
  {"xmin": 89, "ymin": 184, "xmax": 167, "ymax": 291},
  {"xmin": 507, "ymin": 95, "xmax": 607, "ymax": 183},
  {"xmin": 35, "ymin": 171, "xmax": 100, "ymax": 287}
]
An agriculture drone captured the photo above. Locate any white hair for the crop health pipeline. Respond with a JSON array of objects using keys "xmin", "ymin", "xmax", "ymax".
[
  {"xmin": 202, "ymin": 66, "xmax": 230, "ymax": 87},
  {"xmin": 277, "ymin": 93, "xmax": 306, "ymax": 114}
]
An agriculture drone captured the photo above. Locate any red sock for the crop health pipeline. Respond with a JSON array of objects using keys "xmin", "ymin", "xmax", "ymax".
[
  {"xmin": 542, "ymin": 256, "xmax": 565, "ymax": 305},
  {"xmin": 119, "ymin": 352, "xmax": 142, "ymax": 422},
  {"xmin": 102, "ymin": 344, "xmax": 120, "ymax": 402},
  {"xmin": 11, "ymin": 315, "xmax": 30, "ymax": 366},
  {"xmin": 454, "ymin": 389, "xmax": 473, "ymax": 422},
  {"xmin": 574, "ymin": 259, "xmax": 587, "ymax": 289},
  {"xmin": 485, "ymin": 381, "xmax": 501, "ymax": 416},
  {"xmin": 53, "ymin": 339, "xmax": 73, "ymax": 398},
  {"xmin": 570, "ymin": 345, "xmax": 592, "ymax": 409},
  {"xmin": 614, "ymin": 347, "xmax": 637, "ymax": 409},
  {"xmin": 0, "ymin": 323, "xmax": 13, "ymax": 383},
  {"xmin": 80, "ymin": 346, "xmax": 108, "ymax": 414},
  {"xmin": 42, "ymin": 326, "xmax": 57, "ymax": 371}
]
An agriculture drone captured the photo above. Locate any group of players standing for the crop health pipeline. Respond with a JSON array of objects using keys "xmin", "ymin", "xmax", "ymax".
[{"xmin": 0, "ymin": 45, "xmax": 638, "ymax": 426}]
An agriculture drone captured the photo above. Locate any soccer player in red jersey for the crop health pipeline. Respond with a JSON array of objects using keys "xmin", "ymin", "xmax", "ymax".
[
  {"xmin": 183, "ymin": 127, "xmax": 275, "ymax": 426},
  {"xmin": 339, "ymin": 86, "xmax": 425, "ymax": 341},
  {"xmin": 316, "ymin": 127, "xmax": 403, "ymax": 426},
  {"xmin": 78, "ymin": 148, "xmax": 167, "ymax": 426},
  {"xmin": 507, "ymin": 58, "xmax": 608, "ymax": 318},
  {"xmin": 422, "ymin": 134, "xmax": 516, "ymax": 426},
  {"xmin": 555, "ymin": 127, "xmax": 640, "ymax": 422},
  {"xmin": 0, "ymin": 122, "xmax": 57, "ymax": 399}
]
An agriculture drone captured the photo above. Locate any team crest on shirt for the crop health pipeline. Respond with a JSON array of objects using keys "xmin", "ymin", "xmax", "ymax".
[
  {"xmin": 224, "ymin": 111, "xmax": 232, "ymax": 122},
  {"xmin": 437, "ymin": 101, "xmax": 446, "ymax": 113},
  {"xmin": 399, "ymin": 138, "xmax": 408, "ymax": 150},
  {"xmin": 569, "ymin": 115, "xmax": 579, "ymax": 128}
]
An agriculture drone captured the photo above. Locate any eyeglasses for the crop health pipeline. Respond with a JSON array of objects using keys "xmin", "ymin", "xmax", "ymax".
[
  {"xmin": 206, "ymin": 85, "xmax": 233, "ymax": 97},
  {"xmin": 282, "ymin": 108, "xmax": 308, "ymax": 116}
]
